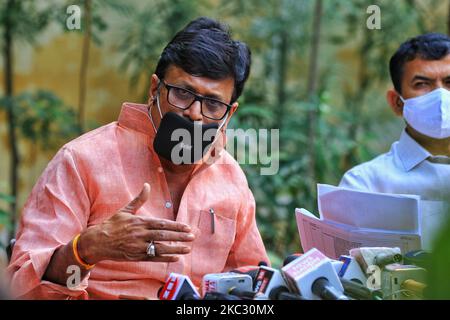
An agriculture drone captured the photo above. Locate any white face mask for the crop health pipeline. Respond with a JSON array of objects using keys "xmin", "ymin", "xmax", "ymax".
[{"xmin": 400, "ymin": 87, "xmax": 450, "ymax": 139}]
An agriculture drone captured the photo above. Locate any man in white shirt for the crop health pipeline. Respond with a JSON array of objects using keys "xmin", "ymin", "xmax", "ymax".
[{"xmin": 339, "ymin": 33, "xmax": 450, "ymax": 250}]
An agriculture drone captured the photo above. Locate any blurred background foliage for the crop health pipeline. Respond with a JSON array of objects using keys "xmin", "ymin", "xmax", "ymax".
[
  {"xmin": 426, "ymin": 214, "xmax": 450, "ymax": 299},
  {"xmin": 0, "ymin": 0, "xmax": 449, "ymax": 274}
]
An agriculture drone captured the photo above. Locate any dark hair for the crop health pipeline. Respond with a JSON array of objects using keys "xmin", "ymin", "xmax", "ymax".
[
  {"xmin": 389, "ymin": 33, "xmax": 450, "ymax": 94},
  {"xmin": 155, "ymin": 17, "xmax": 251, "ymax": 103}
]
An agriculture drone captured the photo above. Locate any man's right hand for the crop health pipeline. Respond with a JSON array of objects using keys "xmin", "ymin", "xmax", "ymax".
[{"xmin": 78, "ymin": 183, "xmax": 195, "ymax": 264}]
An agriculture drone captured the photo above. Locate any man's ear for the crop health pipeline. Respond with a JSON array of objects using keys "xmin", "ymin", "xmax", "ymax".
[
  {"xmin": 386, "ymin": 89, "xmax": 404, "ymax": 117},
  {"xmin": 222, "ymin": 102, "xmax": 238, "ymax": 130},
  {"xmin": 148, "ymin": 74, "xmax": 160, "ymax": 105},
  {"xmin": 229, "ymin": 102, "xmax": 238, "ymax": 117}
]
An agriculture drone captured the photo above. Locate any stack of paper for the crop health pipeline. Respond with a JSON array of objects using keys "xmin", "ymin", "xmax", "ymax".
[{"xmin": 296, "ymin": 184, "xmax": 422, "ymax": 259}]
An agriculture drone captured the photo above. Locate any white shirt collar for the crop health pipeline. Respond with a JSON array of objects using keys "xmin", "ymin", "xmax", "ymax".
[{"xmin": 396, "ymin": 129, "xmax": 431, "ymax": 172}]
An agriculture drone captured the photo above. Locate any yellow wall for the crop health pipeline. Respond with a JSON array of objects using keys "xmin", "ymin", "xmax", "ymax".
[{"xmin": 0, "ymin": 21, "xmax": 148, "ymax": 223}]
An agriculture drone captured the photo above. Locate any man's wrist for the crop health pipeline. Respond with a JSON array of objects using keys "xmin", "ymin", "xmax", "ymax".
[{"xmin": 77, "ymin": 227, "xmax": 100, "ymax": 265}]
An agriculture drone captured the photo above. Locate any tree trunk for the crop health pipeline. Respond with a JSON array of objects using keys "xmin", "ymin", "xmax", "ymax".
[
  {"xmin": 3, "ymin": 0, "xmax": 19, "ymax": 241},
  {"xmin": 306, "ymin": 0, "xmax": 323, "ymax": 205},
  {"xmin": 275, "ymin": 29, "xmax": 288, "ymax": 130},
  {"xmin": 448, "ymin": 0, "xmax": 450, "ymax": 35},
  {"xmin": 341, "ymin": 31, "xmax": 373, "ymax": 171},
  {"xmin": 78, "ymin": 0, "xmax": 92, "ymax": 133}
]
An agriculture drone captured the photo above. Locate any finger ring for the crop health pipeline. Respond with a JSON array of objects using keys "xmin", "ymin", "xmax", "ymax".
[{"xmin": 146, "ymin": 241, "xmax": 156, "ymax": 257}]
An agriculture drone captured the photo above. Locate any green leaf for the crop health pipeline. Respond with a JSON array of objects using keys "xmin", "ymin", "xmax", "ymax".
[{"xmin": 0, "ymin": 194, "xmax": 15, "ymax": 204}]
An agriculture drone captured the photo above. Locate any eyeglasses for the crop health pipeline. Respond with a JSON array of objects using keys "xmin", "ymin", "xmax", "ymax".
[{"xmin": 159, "ymin": 81, "xmax": 232, "ymax": 120}]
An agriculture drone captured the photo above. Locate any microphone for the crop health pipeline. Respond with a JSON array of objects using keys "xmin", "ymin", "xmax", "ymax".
[
  {"xmin": 268, "ymin": 286, "xmax": 306, "ymax": 300},
  {"xmin": 253, "ymin": 265, "xmax": 289, "ymax": 299},
  {"xmin": 159, "ymin": 273, "xmax": 200, "ymax": 300},
  {"xmin": 403, "ymin": 250, "xmax": 431, "ymax": 269},
  {"xmin": 374, "ymin": 252, "xmax": 403, "ymax": 268},
  {"xmin": 282, "ymin": 248, "xmax": 348, "ymax": 300},
  {"xmin": 311, "ymin": 278, "xmax": 349, "ymax": 300},
  {"xmin": 401, "ymin": 280, "xmax": 426, "ymax": 297},
  {"xmin": 203, "ymin": 292, "xmax": 243, "ymax": 300},
  {"xmin": 282, "ymin": 253, "xmax": 302, "ymax": 266},
  {"xmin": 253, "ymin": 264, "xmax": 308, "ymax": 300},
  {"xmin": 202, "ymin": 272, "xmax": 253, "ymax": 297},
  {"xmin": 228, "ymin": 287, "xmax": 262, "ymax": 300},
  {"xmin": 338, "ymin": 255, "xmax": 367, "ymax": 285},
  {"xmin": 349, "ymin": 247, "xmax": 402, "ymax": 272},
  {"xmin": 340, "ymin": 278, "xmax": 383, "ymax": 300},
  {"xmin": 331, "ymin": 260, "xmax": 344, "ymax": 275},
  {"xmin": 230, "ymin": 262, "xmax": 267, "ymax": 283},
  {"xmin": 381, "ymin": 264, "xmax": 427, "ymax": 300}
]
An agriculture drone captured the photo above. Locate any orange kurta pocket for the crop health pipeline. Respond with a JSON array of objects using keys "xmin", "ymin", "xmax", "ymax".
[{"xmin": 190, "ymin": 209, "xmax": 236, "ymax": 282}]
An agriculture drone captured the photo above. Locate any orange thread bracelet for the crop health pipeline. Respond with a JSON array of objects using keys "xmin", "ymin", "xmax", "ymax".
[{"xmin": 72, "ymin": 233, "xmax": 95, "ymax": 270}]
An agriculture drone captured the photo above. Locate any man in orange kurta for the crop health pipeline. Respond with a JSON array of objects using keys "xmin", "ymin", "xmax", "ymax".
[{"xmin": 8, "ymin": 17, "xmax": 269, "ymax": 299}]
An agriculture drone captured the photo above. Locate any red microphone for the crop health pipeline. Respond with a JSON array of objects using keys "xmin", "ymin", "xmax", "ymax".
[{"xmin": 159, "ymin": 273, "xmax": 200, "ymax": 300}]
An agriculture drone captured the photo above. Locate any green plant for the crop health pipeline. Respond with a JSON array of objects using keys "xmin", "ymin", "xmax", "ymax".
[
  {"xmin": 0, "ymin": 91, "xmax": 79, "ymax": 240},
  {"xmin": 0, "ymin": 192, "xmax": 15, "ymax": 249},
  {"xmin": 426, "ymin": 212, "xmax": 450, "ymax": 299}
]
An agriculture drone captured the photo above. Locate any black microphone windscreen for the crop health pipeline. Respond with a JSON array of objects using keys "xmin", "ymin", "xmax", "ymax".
[
  {"xmin": 203, "ymin": 292, "xmax": 243, "ymax": 300},
  {"xmin": 283, "ymin": 253, "xmax": 302, "ymax": 266}
]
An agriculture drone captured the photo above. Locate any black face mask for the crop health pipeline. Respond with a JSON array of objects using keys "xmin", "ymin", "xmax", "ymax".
[{"xmin": 153, "ymin": 112, "xmax": 219, "ymax": 165}]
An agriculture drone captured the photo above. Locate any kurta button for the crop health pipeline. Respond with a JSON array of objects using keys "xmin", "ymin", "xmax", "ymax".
[
  {"xmin": 158, "ymin": 167, "xmax": 163, "ymax": 173},
  {"xmin": 165, "ymin": 201, "xmax": 172, "ymax": 209}
]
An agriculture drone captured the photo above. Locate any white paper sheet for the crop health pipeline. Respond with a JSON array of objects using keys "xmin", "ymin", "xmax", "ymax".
[
  {"xmin": 296, "ymin": 208, "xmax": 422, "ymax": 259},
  {"xmin": 420, "ymin": 200, "xmax": 449, "ymax": 250},
  {"xmin": 317, "ymin": 184, "xmax": 421, "ymax": 233}
]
